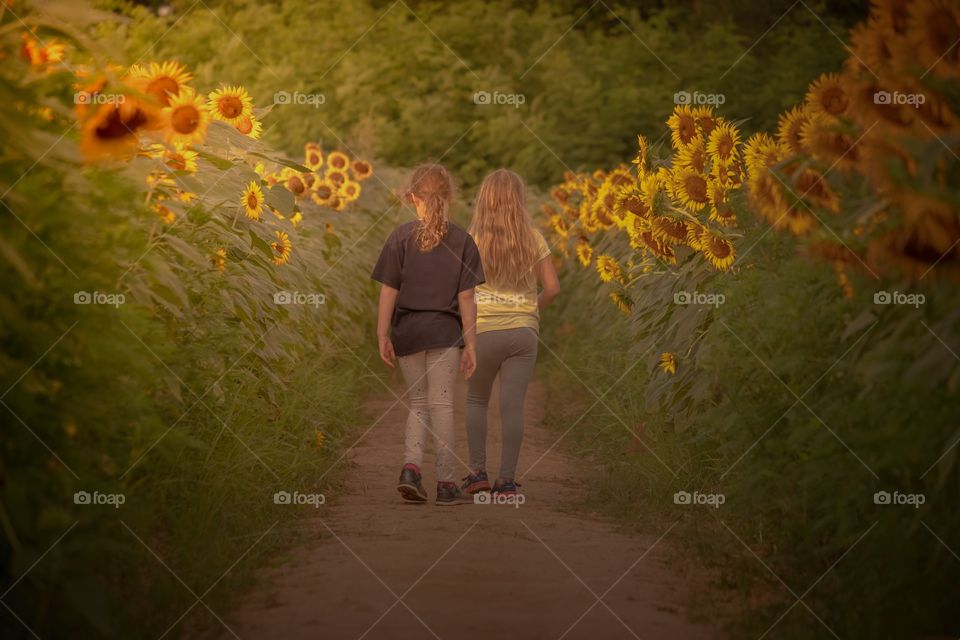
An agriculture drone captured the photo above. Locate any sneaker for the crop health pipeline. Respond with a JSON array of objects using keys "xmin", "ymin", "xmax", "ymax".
[
  {"xmin": 397, "ymin": 463, "xmax": 427, "ymax": 503},
  {"xmin": 491, "ymin": 479, "xmax": 521, "ymax": 497},
  {"xmin": 435, "ymin": 481, "xmax": 470, "ymax": 506},
  {"xmin": 461, "ymin": 469, "xmax": 491, "ymax": 494}
]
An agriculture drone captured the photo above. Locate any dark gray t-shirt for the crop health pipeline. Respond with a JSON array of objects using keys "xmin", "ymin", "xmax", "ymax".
[{"xmin": 371, "ymin": 221, "xmax": 485, "ymax": 357}]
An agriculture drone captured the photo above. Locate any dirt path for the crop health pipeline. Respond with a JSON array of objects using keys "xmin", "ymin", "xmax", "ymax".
[{"xmin": 217, "ymin": 378, "xmax": 720, "ymax": 640}]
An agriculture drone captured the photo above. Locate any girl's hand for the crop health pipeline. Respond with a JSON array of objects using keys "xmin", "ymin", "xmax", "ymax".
[
  {"xmin": 460, "ymin": 345, "xmax": 476, "ymax": 380},
  {"xmin": 378, "ymin": 336, "xmax": 396, "ymax": 368}
]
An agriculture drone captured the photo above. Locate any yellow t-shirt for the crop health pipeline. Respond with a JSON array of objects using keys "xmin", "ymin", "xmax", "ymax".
[{"xmin": 475, "ymin": 231, "xmax": 552, "ymax": 334}]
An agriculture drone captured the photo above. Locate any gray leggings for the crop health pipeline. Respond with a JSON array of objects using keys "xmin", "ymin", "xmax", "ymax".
[{"xmin": 465, "ymin": 327, "xmax": 539, "ymax": 480}]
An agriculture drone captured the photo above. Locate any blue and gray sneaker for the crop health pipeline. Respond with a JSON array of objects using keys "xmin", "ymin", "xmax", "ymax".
[
  {"xmin": 436, "ymin": 481, "xmax": 470, "ymax": 506},
  {"xmin": 461, "ymin": 469, "xmax": 491, "ymax": 494},
  {"xmin": 491, "ymin": 479, "xmax": 521, "ymax": 497}
]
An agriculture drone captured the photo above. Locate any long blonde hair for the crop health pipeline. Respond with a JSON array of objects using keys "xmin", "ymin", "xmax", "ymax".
[
  {"xmin": 402, "ymin": 164, "xmax": 453, "ymax": 252},
  {"xmin": 470, "ymin": 169, "xmax": 540, "ymax": 291}
]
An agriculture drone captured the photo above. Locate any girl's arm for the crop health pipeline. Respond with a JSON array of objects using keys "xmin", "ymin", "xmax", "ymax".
[
  {"xmin": 458, "ymin": 288, "xmax": 477, "ymax": 379},
  {"xmin": 536, "ymin": 256, "xmax": 561, "ymax": 310},
  {"xmin": 377, "ymin": 285, "xmax": 399, "ymax": 368}
]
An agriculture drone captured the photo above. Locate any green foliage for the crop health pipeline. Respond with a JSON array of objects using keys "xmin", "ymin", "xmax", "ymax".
[
  {"xmin": 105, "ymin": 0, "xmax": 853, "ymax": 187},
  {"xmin": 541, "ymin": 219, "xmax": 960, "ymax": 638},
  {"xmin": 0, "ymin": 6, "xmax": 402, "ymax": 637}
]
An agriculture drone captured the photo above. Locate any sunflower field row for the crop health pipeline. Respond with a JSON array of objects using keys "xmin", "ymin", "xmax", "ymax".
[
  {"xmin": 1, "ymin": 3, "xmax": 398, "ymax": 637},
  {"xmin": 538, "ymin": 0, "xmax": 959, "ymax": 636}
]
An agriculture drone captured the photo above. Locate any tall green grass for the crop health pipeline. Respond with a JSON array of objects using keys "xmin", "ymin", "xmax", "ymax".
[
  {"xmin": 0, "ymin": 5, "xmax": 405, "ymax": 636},
  {"xmin": 540, "ymin": 221, "xmax": 960, "ymax": 639}
]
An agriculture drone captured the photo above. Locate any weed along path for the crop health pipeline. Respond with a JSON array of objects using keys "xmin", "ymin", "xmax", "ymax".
[{"xmin": 218, "ymin": 379, "xmax": 719, "ymax": 640}]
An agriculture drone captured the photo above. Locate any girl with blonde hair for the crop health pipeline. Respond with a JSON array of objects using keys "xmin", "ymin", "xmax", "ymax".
[
  {"xmin": 461, "ymin": 169, "xmax": 560, "ymax": 497},
  {"xmin": 372, "ymin": 164, "xmax": 485, "ymax": 505}
]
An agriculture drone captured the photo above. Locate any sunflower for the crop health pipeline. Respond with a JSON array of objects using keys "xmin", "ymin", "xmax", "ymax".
[
  {"xmin": 610, "ymin": 291, "xmax": 633, "ymax": 315},
  {"xmin": 799, "ymin": 112, "xmax": 861, "ymax": 170},
  {"xmin": 268, "ymin": 205, "xmax": 285, "ymax": 221},
  {"xmin": 301, "ymin": 173, "xmax": 317, "ymax": 190},
  {"xmin": 632, "ymin": 134, "xmax": 650, "ymax": 175},
  {"xmin": 748, "ymin": 172, "xmax": 819, "ymax": 236},
  {"xmin": 551, "ymin": 185, "xmax": 571, "ymax": 205},
  {"xmin": 339, "ymin": 179, "xmax": 361, "ymax": 202},
  {"xmin": 707, "ymin": 121, "xmax": 740, "ymax": 163},
  {"xmin": 290, "ymin": 211, "xmax": 303, "ymax": 227},
  {"xmin": 211, "ymin": 248, "xmax": 226, "ymax": 273},
  {"xmin": 164, "ymin": 146, "xmax": 198, "ymax": 173},
  {"xmin": 20, "ymin": 33, "xmax": 66, "ymax": 67},
  {"xmin": 271, "ymin": 230, "xmax": 292, "ymax": 266},
  {"xmin": 614, "ymin": 184, "xmax": 651, "ymax": 225},
  {"xmin": 847, "ymin": 79, "xmax": 915, "ymax": 132},
  {"xmin": 312, "ymin": 181, "xmax": 336, "ymax": 206},
  {"xmin": 897, "ymin": 193, "xmax": 960, "ymax": 255},
  {"xmin": 640, "ymin": 171, "xmax": 670, "ymax": 215},
  {"xmin": 913, "ymin": 86, "xmax": 957, "ymax": 135},
  {"xmin": 712, "ymin": 157, "xmax": 744, "ymax": 189},
  {"xmin": 327, "ymin": 151, "xmax": 350, "ymax": 172},
  {"xmin": 673, "ymin": 167, "xmax": 710, "ymax": 213},
  {"xmin": 633, "ymin": 226, "xmax": 677, "ymax": 265},
  {"xmin": 699, "ymin": 229, "xmax": 736, "ymax": 271},
  {"xmin": 649, "ymin": 216, "xmax": 688, "ymax": 246},
  {"xmin": 137, "ymin": 61, "xmax": 192, "ymax": 107},
  {"xmin": 805, "ymin": 73, "xmax": 850, "ymax": 118},
  {"xmin": 858, "ymin": 137, "xmax": 917, "ymax": 194},
  {"xmin": 281, "ymin": 168, "xmax": 308, "ymax": 198},
  {"xmin": 777, "ymin": 105, "xmax": 812, "ymax": 155},
  {"xmin": 330, "ymin": 195, "xmax": 348, "ymax": 212},
  {"xmin": 686, "ymin": 222, "xmax": 706, "ymax": 250},
  {"xmin": 241, "ymin": 181, "xmax": 264, "ymax": 220},
  {"xmin": 236, "ymin": 115, "xmax": 262, "ymax": 139},
  {"xmin": 904, "ymin": 1, "xmax": 959, "ymax": 78},
  {"xmin": 351, "ymin": 159, "xmax": 373, "ymax": 181},
  {"xmin": 873, "ymin": 0, "xmax": 912, "ymax": 37},
  {"xmin": 207, "ymin": 85, "xmax": 253, "ymax": 125},
  {"xmin": 549, "ymin": 215, "xmax": 569, "ymax": 238},
  {"xmin": 79, "ymin": 97, "xmax": 160, "ymax": 161},
  {"xmin": 658, "ymin": 352, "xmax": 677, "ymax": 375},
  {"xmin": 575, "ymin": 238, "xmax": 594, "ymax": 267},
  {"xmin": 164, "ymin": 88, "xmax": 209, "ymax": 147},
  {"xmin": 708, "ymin": 179, "xmax": 737, "ymax": 226},
  {"xmin": 675, "ymin": 137, "xmax": 707, "ymax": 173},
  {"xmin": 595, "ymin": 255, "xmax": 624, "ymax": 283},
  {"xmin": 667, "ymin": 105, "xmax": 700, "ymax": 149},
  {"xmin": 744, "ymin": 132, "xmax": 787, "ymax": 177},
  {"xmin": 325, "ymin": 169, "xmax": 347, "ymax": 186},
  {"xmin": 793, "ymin": 168, "xmax": 841, "ymax": 214},
  {"xmin": 153, "ymin": 203, "xmax": 176, "ymax": 225},
  {"xmin": 692, "ymin": 105, "xmax": 718, "ymax": 139},
  {"xmin": 305, "ymin": 147, "xmax": 324, "ymax": 170},
  {"xmin": 847, "ymin": 17, "xmax": 898, "ymax": 76}
]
